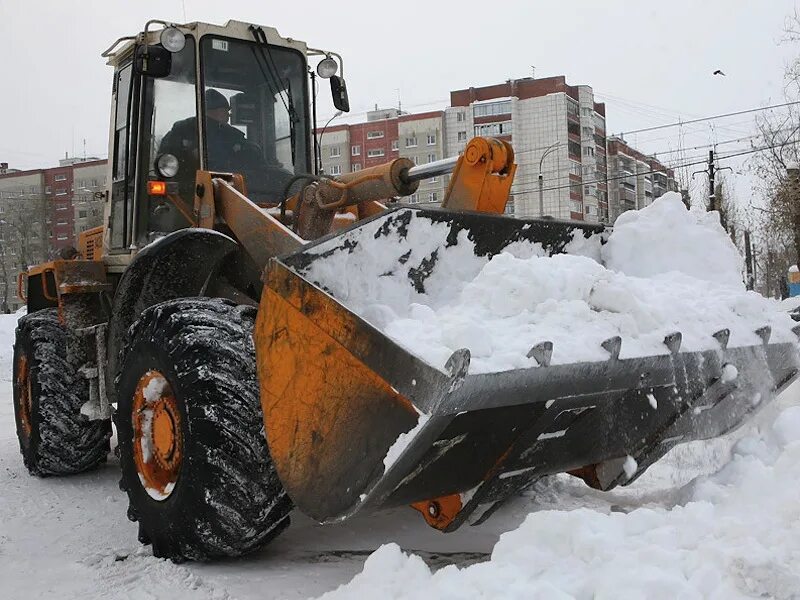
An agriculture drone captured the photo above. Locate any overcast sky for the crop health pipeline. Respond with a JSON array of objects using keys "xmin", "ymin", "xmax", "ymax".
[{"xmin": 1, "ymin": 0, "xmax": 798, "ymax": 202}]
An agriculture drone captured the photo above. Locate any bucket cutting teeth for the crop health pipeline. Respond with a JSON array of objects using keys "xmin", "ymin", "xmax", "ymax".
[
  {"xmin": 445, "ymin": 349, "xmax": 471, "ymax": 391},
  {"xmin": 527, "ymin": 341, "xmax": 553, "ymax": 367},
  {"xmin": 663, "ymin": 331, "xmax": 682, "ymax": 354},
  {"xmin": 712, "ymin": 328, "xmax": 730, "ymax": 349},
  {"xmin": 601, "ymin": 336, "xmax": 622, "ymax": 361}
]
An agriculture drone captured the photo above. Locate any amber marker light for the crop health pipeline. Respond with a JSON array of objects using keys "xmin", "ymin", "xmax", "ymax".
[{"xmin": 148, "ymin": 180, "xmax": 167, "ymax": 195}]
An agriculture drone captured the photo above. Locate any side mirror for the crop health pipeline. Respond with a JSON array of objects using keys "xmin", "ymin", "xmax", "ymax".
[
  {"xmin": 134, "ymin": 45, "xmax": 172, "ymax": 78},
  {"xmin": 330, "ymin": 76, "xmax": 350, "ymax": 113}
]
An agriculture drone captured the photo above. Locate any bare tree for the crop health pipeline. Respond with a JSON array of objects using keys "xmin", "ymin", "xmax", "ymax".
[
  {"xmin": 0, "ymin": 193, "xmax": 50, "ymax": 311},
  {"xmin": 747, "ymin": 10, "xmax": 800, "ymax": 294}
]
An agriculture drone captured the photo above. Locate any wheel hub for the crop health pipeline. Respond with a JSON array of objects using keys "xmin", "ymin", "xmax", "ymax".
[
  {"xmin": 132, "ymin": 370, "xmax": 182, "ymax": 501},
  {"xmin": 16, "ymin": 354, "xmax": 32, "ymax": 439},
  {"xmin": 151, "ymin": 400, "xmax": 180, "ymax": 470}
]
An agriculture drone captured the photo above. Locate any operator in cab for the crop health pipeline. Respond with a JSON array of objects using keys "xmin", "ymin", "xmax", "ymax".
[{"xmin": 159, "ymin": 89, "xmax": 291, "ymax": 203}]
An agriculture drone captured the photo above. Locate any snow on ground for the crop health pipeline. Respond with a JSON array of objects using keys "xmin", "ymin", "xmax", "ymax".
[
  {"xmin": 300, "ymin": 193, "xmax": 796, "ymax": 373},
  {"xmin": 0, "ymin": 311, "xmax": 799, "ymax": 598},
  {"xmin": 2, "ymin": 194, "xmax": 800, "ymax": 598},
  {"xmin": 321, "ymin": 404, "xmax": 800, "ymax": 599}
]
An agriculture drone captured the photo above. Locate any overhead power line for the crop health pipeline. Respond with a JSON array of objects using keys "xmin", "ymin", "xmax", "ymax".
[
  {"xmin": 615, "ymin": 101, "xmax": 800, "ymax": 137},
  {"xmin": 510, "ymin": 141, "xmax": 794, "ymax": 197}
]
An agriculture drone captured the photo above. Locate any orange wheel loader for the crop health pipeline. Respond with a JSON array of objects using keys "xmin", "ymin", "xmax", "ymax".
[{"xmin": 11, "ymin": 19, "xmax": 800, "ymax": 561}]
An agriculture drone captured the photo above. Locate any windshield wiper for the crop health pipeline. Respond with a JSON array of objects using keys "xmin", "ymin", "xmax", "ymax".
[{"xmin": 250, "ymin": 26, "xmax": 298, "ymax": 168}]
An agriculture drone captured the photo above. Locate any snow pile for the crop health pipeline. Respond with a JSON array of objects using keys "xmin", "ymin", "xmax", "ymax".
[
  {"xmin": 602, "ymin": 195, "xmax": 744, "ymax": 286},
  {"xmin": 300, "ymin": 193, "xmax": 796, "ymax": 373},
  {"xmin": 0, "ymin": 308, "xmax": 22, "ymax": 368},
  {"xmin": 318, "ymin": 405, "xmax": 800, "ymax": 599}
]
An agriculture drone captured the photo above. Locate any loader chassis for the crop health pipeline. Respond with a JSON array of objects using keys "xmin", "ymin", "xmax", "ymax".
[{"xmin": 11, "ymin": 18, "xmax": 800, "ymax": 563}]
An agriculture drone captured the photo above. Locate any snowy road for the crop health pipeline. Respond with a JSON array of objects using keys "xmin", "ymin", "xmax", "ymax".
[{"xmin": 1, "ymin": 308, "xmax": 798, "ymax": 599}]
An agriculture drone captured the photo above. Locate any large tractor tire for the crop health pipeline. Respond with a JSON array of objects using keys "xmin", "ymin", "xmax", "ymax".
[
  {"xmin": 12, "ymin": 309, "xmax": 111, "ymax": 476},
  {"xmin": 115, "ymin": 297, "xmax": 292, "ymax": 561}
]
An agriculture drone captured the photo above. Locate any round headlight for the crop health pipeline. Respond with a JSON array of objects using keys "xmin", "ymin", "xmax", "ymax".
[
  {"xmin": 156, "ymin": 153, "xmax": 179, "ymax": 178},
  {"xmin": 160, "ymin": 27, "xmax": 186, "ymax": 53},
  {"xmin": 316, "ymin": 56, "xmax": 338, "ymax": 79}
]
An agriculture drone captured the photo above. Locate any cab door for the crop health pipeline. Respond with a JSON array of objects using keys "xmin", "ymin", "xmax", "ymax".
[{"xmin": 108, "ymin": 62, "xmax": 138, "ymax": 251}]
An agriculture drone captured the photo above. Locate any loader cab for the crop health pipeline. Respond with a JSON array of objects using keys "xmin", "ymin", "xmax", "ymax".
[{"xmin": 103, "ymin": 20, "xmax": 331, "ymax": 262}]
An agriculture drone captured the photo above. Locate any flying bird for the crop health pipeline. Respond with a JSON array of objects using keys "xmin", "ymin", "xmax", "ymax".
[{"xmin": 713, "ymin": 69, "xmax": 726, "ymax": 76}]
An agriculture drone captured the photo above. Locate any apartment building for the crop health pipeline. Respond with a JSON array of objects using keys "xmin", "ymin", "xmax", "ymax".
[
  {"xmin": 606, "ymin": 136, "xmax": 676, "ymax": 222},
  {"xmin": 0, "ymin": 157, "xmax": 108, "ymax": 311},
  {"xmin": 73, "ymin": 160, "xmax": 107, "ymax": 235},
  {"xmin": 317, "ymin": 108, "xmax": 447, "ymax": 206},
  {"xmin": 0, "ymin": 169, "xmax": 49, "ymax": 311},
  {"xmin": 446, "ymin": 76, "xmax": 608, "ymax": 222}
]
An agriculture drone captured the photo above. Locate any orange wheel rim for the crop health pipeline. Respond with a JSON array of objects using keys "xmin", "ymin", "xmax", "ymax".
[
  {"xmin": 16, "ymin": 354, "xmax": 32, "ymax": 439},
  {"xmin": 132, "ymin": 370, "xmax": 183, "ymax": 501}
]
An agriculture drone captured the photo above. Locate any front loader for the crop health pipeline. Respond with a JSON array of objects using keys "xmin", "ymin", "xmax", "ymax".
[{"xmin": 11, "ymin": 19, "xmax": 800, "ymax": 562}]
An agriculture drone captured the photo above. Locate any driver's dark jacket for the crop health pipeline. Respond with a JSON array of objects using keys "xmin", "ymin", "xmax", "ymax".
[
  {"xmin": 159, "ymin": 116, "xmax": 250, "ymax": 172},
  {"xmin": 159, "ymin": 116, "xmax": 290, "ymax": 202}
]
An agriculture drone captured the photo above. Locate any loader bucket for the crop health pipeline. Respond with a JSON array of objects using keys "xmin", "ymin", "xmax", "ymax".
[{"xmin": 254, "ymin": 206, "xmax": 800, "ymax": 530}]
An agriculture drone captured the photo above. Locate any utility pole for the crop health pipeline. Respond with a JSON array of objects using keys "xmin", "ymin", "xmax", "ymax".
[
  {"xmin": 744, "ymin": 230, "xmax": 754, "ymax": 290},
  {"xmin": 693, "ymin": 149, "xmax": 731, "ymax": 219},
  {"xmin": 538, "ymin": 142, "xmax": 560, "ymax": 217},
  {"xmin": 707, "ymin": 150, "xmax": 716, "ymax": 211}
]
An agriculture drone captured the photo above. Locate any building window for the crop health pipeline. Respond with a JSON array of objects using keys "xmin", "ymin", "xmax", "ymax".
[
  {"xmin": 456, "ymin": 111, "xmax": 466, "ymax": 122},
  {"xmin": 431, "ymin": 176, "xmax": 438, "ymax": 183},
  {"xmin": 45, "ymin": 186, "xmax": 51, "ymax": 194},
  {"xmin": 584, "ymin": 146, "xmax": 595, "ymax": 157},
  {"xmin": 408, "ymin": 193, "xmax": 419, "ymax": 204},
  {"xmin": 585, "ymin": 205, "xmax": 597, "ymax": 216},
  {"xmin": 473, "ymin": 100, "xmax": 512, "ymax": 118},
  {"xmin": 329, "ymin": 164, "xmax": 342, "ymax": 175},
  {"xmin": 567, "ymin": 100, "xmax": 579, "ymax": 120},
  {"xmin": 79, "ymin": 210, "xmax": 88, "ymax": 218},
  {"xmin": 351, "ymin": 145, "xmax": 361, "ymax": 156},
  {"xmin": 427, "ymin": 153, "xmax": 437, "ymax": 163},
  {"xmin": 56, "ymin": 204, "xmax": 68, "ymax": 210},
  {"xmin": 330, "ymin": 146, "xmax": 341, "ymax": 158},
  {"xmin": 352, "ymin": 163, "xmax": 362, "ymax": 172},
  {"xmin": 57, "ymin": 234, "xmax": 68, "ymax": 240},
  {"xmin": 457, "ymin": 131, "xmax": 467, "ymax": 142},
  {"xmin": 56, "ymin": 220, "xmax": 68, "ymax": 226},
  {"xmin": 55, "ymin": 188, "xmax": 67, "ymax": 196},
  {"xmin": 405, "ymin": 137, "xmax": 417, "ymax": 148},
  {"xmin": 54, "ymin": 174, "xmax": 67, "ymax": 181},
  {"xmin": 427, "ymin": 134, "xmax": 436, "ymax": 145},
  {"xmin": 391, "ymin": 139, "xmax": 399, "ymax": 151},
  {"xmin": 367, "ymin": 149, "xmax": 385, "ymax": 158},
  {"xmin": 581, "ymin": 107, "xmax": 592, "ymax": 116},
  {"xmin": 367, "ymin": 131, "xmax": 384, "ymax": 139},
  {"xmin": 428, "ymin": 192, "xmax": 438, "ymax": 203},
  {"xmin": 473, "ymin": 122, "xmax": 512, "ymax": 137},
  {"xmin": 570, "ymin": 162, "xmax": 583, "ymax": 177}
]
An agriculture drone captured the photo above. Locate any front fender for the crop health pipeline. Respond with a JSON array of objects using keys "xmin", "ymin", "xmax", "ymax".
[{"xmin": 106, "ymin": 229, "xmax": 238, "ymax": 403}]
